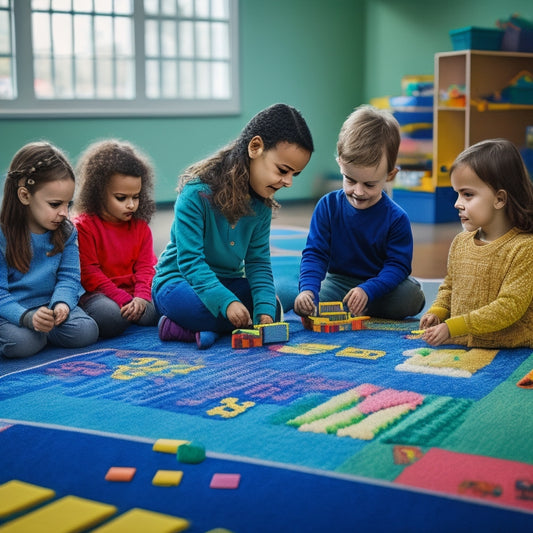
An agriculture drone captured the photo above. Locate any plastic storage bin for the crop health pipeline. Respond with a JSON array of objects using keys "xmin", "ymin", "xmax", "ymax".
[{"xmin": 449, "ymin": 26, "xmax": 504, "ymax": 51}]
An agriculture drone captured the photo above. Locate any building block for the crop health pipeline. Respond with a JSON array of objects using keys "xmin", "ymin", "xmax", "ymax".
[
  {"xmin": 176, "ymin": 441, "xmax": 205, "ymax": 464},
  {"xmin": 0, "ymin": 480, "xmax": 55, "ymax": 519},
  {"xmin": 152, "ymin": 438, "xmax": 190, "ymax": 454},
  {"xmin": 302, "ymin": 302, "xmax": 369, "ymax": 333},
  {"xmin": 0, "ymin": 495, "xmax": 116, "ymax": 533},
  {"xmin": 152, "ymin": 470, "xmax": 184, "ymax": 487},
  {"xmin": 254, "ymin": 322, "xmax": 289, "ymax": 343},
  {"xmin": 105, "ymin": 467, "xmax": 137, "ymax": 482},
  {"xmin": 232, "ymin": 329, "xmax": 262, "ymax": 349},
  {"xmin": 91, "ymin": 507, "xmax": 190, "ymax": 532},
  {"xmin": 209, "ymin": 473, "xmax": 241, "ymax": 489}
]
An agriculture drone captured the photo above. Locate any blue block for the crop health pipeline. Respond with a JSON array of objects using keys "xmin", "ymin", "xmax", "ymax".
[{"xmin": 393, "ymin": 187, "xmax": 458, "ymax": 223}]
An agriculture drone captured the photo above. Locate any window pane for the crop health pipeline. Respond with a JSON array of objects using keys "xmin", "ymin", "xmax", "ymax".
[
  {"xmin": 52, "ymin": 13, "xmax": 73, "ymax": 57},
  {"xmin": 94, "ymin": 0, "xmax": 112, "ymax": 14},
  {"xmin": 179, "ymin": 60, "xmax": 194, "ymax": 98},
  {"xmin": 145, "ymin": 20, "xmax": 159, "ymax": 56},
  {"xmin": 195, "ymin": 21, "xmax": 210, "ymax": 58},
  {"xmin": 116, "ymin": 58, "xmax": 134, "ymax": 98},
  {"xmin": 211, "ymin": 61, "xmax": 229, "ymax": 98},
  {"xmin": 161, "ymin": 0, "xmax": 176, "ymax": 16},
  {"xmin": 94, "ymin": 16, "xmax": 113, "ymax": 55},
  {"xmin": 34, "ymin": 58, "xmax": 53, "ymax": 98},
  {"xmin": 195, "ymin": 0, "xmax": 209, "ymax": 18},
  {"xmin": 74, "ymin": 15, "xmax": 92, "ymax": 56},
  {"xmin": 55, "ymin": 57, "xmax": 75, "ymax": 98},
  {"xmin": 162, "ymin": 59, "xmax": 178, "ymax": 98},
  {"xmin": 178, "ymin": 0, "xmax": 194, "ymax": 18},
  {"xmin": 211, "ymin": 0, "xmax": 228, "ymax": 19},
  {"xmin": 0, "ymin": 57, "xmax": 14, "ymax": 99},
  {"xmin": 75, "ymin": 57, "xmax": 94, "ymax": 97},
  {"xmin": 32, "ymin": 0, "xmax": 51, "ymax": 10},
  {"xmin": 96, "ymin": 57, "xmax": 113, "ymax": 98},
  {"xmin": 196, "ymin": 61, "xmax": 210, "ymax": 98},
  {"xmin": 161, "ymin": 20, "xmax": 177, "ymax": 57},
  {"xmin": 211, "ymin": 22, "xmax": 228, "ymax": 59},
  {"xmin": 73, "ymin": 0, "xmax": 92, "ymax": 12},
  {"xmin": 144, "ymin": 0, "xmax": 158, "ymax": 16},
  {"xmin": 0, "ymin": 10, "xmax": 11, "ymax": 54},
  {"xmin": 178, "ymin": 21, "xmax": 194, "ymax": 57},
  {"xmin": 52, "ymin": 0, "xmax": 71, "ymax": 10},
  {"xmin": 114, "ymin": 17, "xmax": 133, "ymax": 55},
  {"xmin": 32, "ymin": 13, "xmax": 51, "ymax": 55},
  {"xmin": 146, "ymin": 59, "xmax": 160, "ymax": 98},
  {"xmin": 114, "ymin": 0, "xmax": 132, "ymax": 15}
]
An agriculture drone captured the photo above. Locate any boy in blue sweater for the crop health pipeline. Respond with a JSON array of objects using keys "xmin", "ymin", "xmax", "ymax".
[{"xmin": 294, "ymin": 105, "xmax": 425, "ymax": 320}]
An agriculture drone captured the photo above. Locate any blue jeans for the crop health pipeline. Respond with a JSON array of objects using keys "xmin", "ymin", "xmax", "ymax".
[
  {"xmin": 153, "ymin": 278, "xmax": 256, "ymax": 334},
  {"xmin": 80, "ymin": 293, "xmax": 160, "ymax": 339},
  {"xmin": 0, "ymin": 306, "xmax": 99, "ymax": 358},
  {"xmin": 319, "ymin": 272, "xmax": 425, "ymax": 320}
]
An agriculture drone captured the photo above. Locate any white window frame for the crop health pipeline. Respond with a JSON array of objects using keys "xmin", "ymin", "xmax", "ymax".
[{"xmin": 0, "ymin": 0, "xmax": 240, "ymax": 118}]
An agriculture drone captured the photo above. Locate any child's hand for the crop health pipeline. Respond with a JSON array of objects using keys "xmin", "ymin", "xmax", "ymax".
[
  {"xmin": 294, "ymin": 291, "xmax": 316, "ymax": 316},
  {"xmin": 121, "ymin": 297, "xmax": 147, "ymax": 322},
  {"xmin": 422, "ymin": 323, "xmax": 450, "ymax": 346},
  {"xmin": 52, "ymin": 303, "xmax": 70, "ymax": 326},
  {"xmin": 258, "ymin": 314, "xmax": 273, "ymax": 324},
  {"xmin": 343, "ymin": 287, "xmax": 368, "ymax": 316},
  {"xmin": 227, "ymin": 301, "xmax": 252, "ymax": 328},
  {"xmin": 32, "ymin": 306, "xmax": 55, "ymax": 333},
  {"xmin": 420, "ymin": 313, "xmax": 440, "ymax": 329}
]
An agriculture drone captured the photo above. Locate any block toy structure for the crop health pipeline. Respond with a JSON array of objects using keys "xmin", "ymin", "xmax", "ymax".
[
  {"xmin": 301, "ymin": 302, "xmax": 369, "ymax": 333},
  {"xmin": 232, "ymin": 321, "xmax": 289, "ymax": 349}
]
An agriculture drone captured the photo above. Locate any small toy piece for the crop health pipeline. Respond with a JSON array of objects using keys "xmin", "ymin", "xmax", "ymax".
[
  {"xmin": 176, "ymin": 441, "xmax": 206, "ymax": 464},
  {"xmin": 104, "ymin": 467, "xmax": 136, "ymax": 482},
  {"xmin": 301, "ymin": 301, "xmax": 369, "ymax": 333},
  {"xmin": 152, "ymin": 470, "xmax": 184, "ymax": 487},
  {"xmin": 209, "ymin": 473, "xmax": 241, "ymax": 489},
  {"xmin": 152, "ymin": 438, "xmax": 189, "ymax": 454},
  {"xmin": 232, "ymin": 321, "xmax": 289, "ymax": 349}
]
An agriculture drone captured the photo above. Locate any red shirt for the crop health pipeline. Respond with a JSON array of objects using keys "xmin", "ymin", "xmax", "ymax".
[{"xmin": 74, "ymin": 213, "xmax": 157, "ymax": 307}]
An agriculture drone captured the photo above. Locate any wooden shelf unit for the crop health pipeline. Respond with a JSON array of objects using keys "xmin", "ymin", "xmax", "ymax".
[{"xmin": 433, "ymin": 50, "xmax": 533, "ymax": 189}]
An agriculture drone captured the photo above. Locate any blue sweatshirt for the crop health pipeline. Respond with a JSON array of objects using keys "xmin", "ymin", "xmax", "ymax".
[
  {"xmin": 0, "ymin": 222, "xmax": 84, "ymax": 325},
  {"xmin": 153, "ymin": 180, "xmax": 276, "ymax": 322},
  {"xmin": 299, "ymin": 190, "xmax": 413, "ymax": 304}
]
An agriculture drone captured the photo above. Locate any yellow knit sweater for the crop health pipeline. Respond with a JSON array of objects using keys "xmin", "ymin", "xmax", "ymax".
[{"xmin": 428, "ymin": 228, "xmax": 533, "ymax": 348}]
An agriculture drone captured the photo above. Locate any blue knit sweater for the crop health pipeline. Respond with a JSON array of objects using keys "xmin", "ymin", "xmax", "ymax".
[
  {"xmin": 298, "ymin": 190, "xmax": 413, "ymax": 303},
  {"xmin": 153, "ymin": 180, "xmax": 276, "ymax": 322},
  {"xmin": 0, "ymin": 222, "xmax": 84, "ymax": 325}
]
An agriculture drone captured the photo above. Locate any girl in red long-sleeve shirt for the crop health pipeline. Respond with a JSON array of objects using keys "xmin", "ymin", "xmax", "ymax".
[{"xmin": 74, "ymin": 139, "xmax": 159, "ymax": 338}]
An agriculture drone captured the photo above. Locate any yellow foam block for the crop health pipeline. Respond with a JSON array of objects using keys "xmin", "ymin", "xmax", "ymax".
[
  {"xmin": 152, "ymin": 439, "xmax": 190, "ymax": 454},
  {"xmin": 0, "ymin": 480, "xmax": 55, "ymax": 519},
  {"xmin": 152, "ymin": 470, "xmax": 184, "ymax": 487},
  {"xmin": 0, "ymin": 495, "xmax": 116, "ymax": 533},
  {"xmin": 91, "ymin": 508, "xmax": 190, "ymax": 532}
]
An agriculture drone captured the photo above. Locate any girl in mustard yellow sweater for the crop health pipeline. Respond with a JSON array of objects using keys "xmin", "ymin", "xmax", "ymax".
[{"xmin": 420, "ymin": 139, "xmax": 533, "ymax": 348}]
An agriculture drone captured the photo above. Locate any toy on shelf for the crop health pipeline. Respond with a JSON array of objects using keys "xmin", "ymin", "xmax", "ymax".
[
  {"xmin": 232, "ymin": 322, "xmax": 289, "ymax": 349},
  {"xmin": 301, "ymin": 302, "xmax": 369, "ymax": 333}
]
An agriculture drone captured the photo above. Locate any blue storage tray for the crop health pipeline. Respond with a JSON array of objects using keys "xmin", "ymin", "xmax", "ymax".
[{"xmin": 449, "ymin": 26, "xmax": 503, "ymax": 51}]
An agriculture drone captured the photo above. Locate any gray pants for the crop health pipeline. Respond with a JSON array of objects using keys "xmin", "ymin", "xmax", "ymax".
[
  {"xmin": 0, "ymin": 306, "xmax": 99, "ymax": 358},
  {"xmin": 319, "ymin": 272, "xmax": 425, "ymax": 320},
  {"xmin": 80, "ymin": 292, "xmax": 159, "ymax": 339}
]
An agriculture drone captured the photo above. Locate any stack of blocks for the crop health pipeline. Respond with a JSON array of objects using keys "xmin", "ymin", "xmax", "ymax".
[
  {"xmin": 302, "ymin": 301, "xmax": 369, "ymax": 333},
  {"xmin": 232, "ymin": 322, "xmax": 289, "ymax": 349}
]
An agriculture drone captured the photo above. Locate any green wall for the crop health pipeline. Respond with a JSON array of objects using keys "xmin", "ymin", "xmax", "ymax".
[
  {"xmin": 0, "ymin": 0, "xmax": 364, "ymax": 203},
  {"xmin": 364, "ymin": 0, "xmax": 533, "ymax": 101},
  {"xmin": 1, "ymin": 0, "xmax": 531, "ymax": 202}
]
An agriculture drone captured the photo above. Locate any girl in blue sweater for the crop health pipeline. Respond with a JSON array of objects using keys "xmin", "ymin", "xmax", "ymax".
[
  {"xmin": 153, "ymin": 103, "xmax": 314, "ymax": 348},
  {"xmin": 0, "ymin": 142, "xmax": 99, "ymax": 358}
]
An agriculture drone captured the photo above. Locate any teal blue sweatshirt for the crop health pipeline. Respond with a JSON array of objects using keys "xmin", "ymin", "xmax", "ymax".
[{"xmin": 152, "ymin": 180, "xmax": 276, "ymax": 322}]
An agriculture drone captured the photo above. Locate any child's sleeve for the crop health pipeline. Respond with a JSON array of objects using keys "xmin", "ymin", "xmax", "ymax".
[
  {"xmin": 298, "ymin": 198, "xmax": 330, "ymax": 303},
  {"xmin": 50, "ymin": 225, "xmax": 85, "ymax": 311},
  {"xmin": 132, "ymin": 222, "xmax": 157, "ymax": 302},
  {"xmin": 0, "ymin": 245, "xmax": 28, "ymax": 324}
]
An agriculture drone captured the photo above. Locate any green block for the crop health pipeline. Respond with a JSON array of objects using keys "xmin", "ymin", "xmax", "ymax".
[{"xmin": 177, "ymin": 441, "xmax": 206, "ymax": 464}]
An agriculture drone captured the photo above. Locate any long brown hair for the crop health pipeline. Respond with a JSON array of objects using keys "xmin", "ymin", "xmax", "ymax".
[
  {"xmin": 1, "ymin": 141, "xmax": 75, "ymax": 272},
  {"xmin": 178, "ymin": 103, "xmax": 314, "ymax": 224},
  {"xmin": 450, "ymin": 139, "xmax": 533, "ymax": 232}
]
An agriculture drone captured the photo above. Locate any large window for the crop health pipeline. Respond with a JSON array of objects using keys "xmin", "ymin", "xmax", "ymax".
[{"xmin": 0, "ymin": 0, "xmax": 239, "ymax": 117}]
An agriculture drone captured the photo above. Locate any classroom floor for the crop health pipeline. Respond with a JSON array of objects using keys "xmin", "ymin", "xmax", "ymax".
[{"xmin": 150, "ymin": 200, "xmax": 461, "ymax": 280}]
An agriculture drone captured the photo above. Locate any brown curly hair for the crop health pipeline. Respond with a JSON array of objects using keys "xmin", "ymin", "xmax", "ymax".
[
  {"xmin": 75, "ymin": 139, "xmax": 156, "ymax": 223},
  {"xmin": 1, "ymin": 141, "xmax": 75, "ymax": 273},
  {"xmin": 178, "ymin": 103, "xmax": 314, "ymax": 224}
]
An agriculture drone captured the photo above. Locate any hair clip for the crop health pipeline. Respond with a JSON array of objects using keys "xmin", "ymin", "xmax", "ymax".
[{"xmin": 26, "ymin": 178, "xmax": 35, "ymax": 186}]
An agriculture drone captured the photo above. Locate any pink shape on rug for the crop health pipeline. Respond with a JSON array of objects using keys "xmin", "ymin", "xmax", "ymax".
[
  {"xmin": 396, "ymin": 448, "xmax": 533, "ymax": 511},
  {"xmin": 210, "ymin": 473, "xmax": 241, "ymax": 489},
  {"xmin": 358, "ymin": 389, "xmax": 424, "ymax": 414}
]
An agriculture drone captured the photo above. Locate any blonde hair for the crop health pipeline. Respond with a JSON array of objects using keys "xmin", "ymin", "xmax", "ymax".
[{"xmin": 337, "ymin": 104, "xmax": 400, "ymax": 172}]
